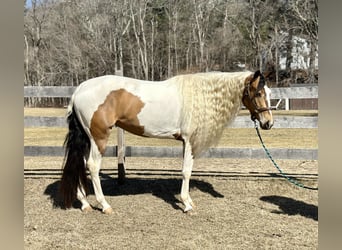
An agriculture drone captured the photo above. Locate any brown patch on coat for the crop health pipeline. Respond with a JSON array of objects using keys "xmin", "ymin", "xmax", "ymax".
[{"xmin": 90, "ymin": 89, "xmax": 145, "ymax": 154}]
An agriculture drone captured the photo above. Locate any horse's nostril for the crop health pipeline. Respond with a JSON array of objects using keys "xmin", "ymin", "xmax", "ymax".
[
  {"xmin": 266, "ymin": 121, "xmax": 270, "ymax": 128},
  {"xmin": 262, "ymin": 121, "xmax": 273, "ymax": 130},
  {"xmin": 266, "ymin": 121, "xmax": 273, "ymax": 129}
]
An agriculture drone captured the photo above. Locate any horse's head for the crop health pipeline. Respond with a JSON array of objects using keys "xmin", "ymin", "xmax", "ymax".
[{"xmin": 242, "ymin": 70, "xmax": 274, "ymax": 130}]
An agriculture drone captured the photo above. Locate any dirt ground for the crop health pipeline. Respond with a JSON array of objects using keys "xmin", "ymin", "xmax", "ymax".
[
  {"xmin": 24, "ymin": 156, "xmax": 318, "ymax": 249},
  {"xmin": 24, "ymin": 108, "xmax": 318, "ymax": 249}
]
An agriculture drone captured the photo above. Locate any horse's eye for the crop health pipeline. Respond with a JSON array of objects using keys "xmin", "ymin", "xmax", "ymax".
[{"xmin": 255, "ymin": 92, "xmax": 262, "ymax": 97}]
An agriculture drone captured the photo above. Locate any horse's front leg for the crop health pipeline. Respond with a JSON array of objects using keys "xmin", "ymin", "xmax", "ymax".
[{"xmin": 180, "ymin": 139, "xmax": 195, "ymax": 212}]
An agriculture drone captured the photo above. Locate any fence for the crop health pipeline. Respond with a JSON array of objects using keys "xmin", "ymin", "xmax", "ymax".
[{"xmin": 24, "ymin": 85, "xmax": 318, "ymax": 160}]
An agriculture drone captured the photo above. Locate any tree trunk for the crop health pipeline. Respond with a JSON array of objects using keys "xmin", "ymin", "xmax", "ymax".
[
  {"xmin": 285, "ymin": 28, "xmax": 293, "ymax": 72},
  {"xmin": 308, "ymin": 40, "xmax": 317, "ymax": 83},
  {"xmin": 130, "ymin": 1, "xmax": 149, "ymax": 80}
]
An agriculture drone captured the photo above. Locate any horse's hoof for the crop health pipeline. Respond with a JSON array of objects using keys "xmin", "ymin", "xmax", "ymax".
[
  {"xmin": 183, "ymin": 205, "xmax": 193, "ymax": 213},
  {"xmin": 82, "ymin": 205, "xmax": 93, "ymax": 213},
  {"xmin": 103, "ymin": 207, "xmax": 114, "ymax": 214}
]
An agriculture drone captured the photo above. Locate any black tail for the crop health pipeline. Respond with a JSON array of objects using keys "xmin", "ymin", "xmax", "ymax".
[{"xmin": 60, "ymin": 107, "xmax": 90, "ymax": 208}]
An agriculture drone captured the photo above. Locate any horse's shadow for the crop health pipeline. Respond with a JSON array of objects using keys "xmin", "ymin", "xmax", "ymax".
[
  {"xmin": 44, "ymin": 172, "xmax": 224, "ymax": 211},
  {"xmin": 260, "ymin": 195, "xmax": 318, "ymax": 221}
]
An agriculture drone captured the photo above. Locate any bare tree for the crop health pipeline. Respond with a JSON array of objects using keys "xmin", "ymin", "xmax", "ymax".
[
  {"xmin": 165, "ymin": 0, "xmax": 180, "ymax": 77},
  {"xmin": 289, "ymin": 0, "xmax": 318, "ymax": 82},
  {"xmin": 24, "ymin": 0, "xmax": 50, "ymax": 86},
  {"xmin": 129, "ymin": 0, "xmax": 151, "ymax": 80},
  {"xmin": 191, "ymin": 0, "xmax": 217, "ymax": 71},
  {"xmin": 24, "ymin": 0, "xmax": 319, "ymax": 107}
]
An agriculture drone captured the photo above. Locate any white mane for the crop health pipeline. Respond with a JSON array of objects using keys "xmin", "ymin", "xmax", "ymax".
[{"xmin": 174, "ymin": 71, "xmax": 252, "ymax": 157}]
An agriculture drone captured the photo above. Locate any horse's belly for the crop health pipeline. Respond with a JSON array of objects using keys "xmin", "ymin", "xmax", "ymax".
[
  {"xmin": 137, "ymin": 108, "xmax": 181, "ymax": 139},
  {"xmin": 132, "ymin": 84, "xmax": 182, "ymax": 139},
  {"xmin": 134, "ymin": 99, "xmax": 181, "ymax": 139}
]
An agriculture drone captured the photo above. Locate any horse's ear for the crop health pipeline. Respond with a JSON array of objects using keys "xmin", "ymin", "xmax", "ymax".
[
  {"xmin": 257, "ymin": 75, "xmax": 265, "ymax": 91},
  {"xmin": 251, "ymin": 70, "xmax": 265, "ymax": 91},
  {"xmin": 246, "ymin": 70, "xmax": 263, "ymax": 88},
  {"xmin": 253, "ymin": 70, "xmax": 261, "ymax": 79},
  {"xmin": 249, "ymin": 70, "xmax": 261, "ymax": 89}
]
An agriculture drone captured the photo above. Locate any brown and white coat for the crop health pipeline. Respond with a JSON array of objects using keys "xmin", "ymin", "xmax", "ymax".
[{"xmin": 60, "ymin": 71, "xmax": 273, "ymax": 214}]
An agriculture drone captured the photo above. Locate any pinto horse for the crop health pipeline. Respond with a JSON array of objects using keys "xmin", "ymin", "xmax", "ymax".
[{"xmin": 60, "ymin": 70, "xmax": 273, "ymax": 214}]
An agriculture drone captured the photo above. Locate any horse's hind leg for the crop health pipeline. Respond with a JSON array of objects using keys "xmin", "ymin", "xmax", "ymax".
[
  {"xmin": 87, "ymin": 139, "xmax": 113, "ymax": 214},
  {"xmin": 77, "ymin": 185, "xmax": 92, "ymax": 212}
]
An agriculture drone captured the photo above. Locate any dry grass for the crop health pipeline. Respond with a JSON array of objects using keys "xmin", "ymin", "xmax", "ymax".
[
  {"xmin": 24, "ymin": 127, "xmax": 318, "ymax": 149},
  {"xmin": 24, "ymin": 108, "xmax": 67, "ymax": 117}
]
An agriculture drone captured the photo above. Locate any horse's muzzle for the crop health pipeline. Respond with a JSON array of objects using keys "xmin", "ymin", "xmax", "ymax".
[
  {"xmin": 260, "ymin": 120, "xmax": 273, "ymax": 130},
  {"xmin": 251, "ymin": 113, "xmax": 273, "ymax": 130}
]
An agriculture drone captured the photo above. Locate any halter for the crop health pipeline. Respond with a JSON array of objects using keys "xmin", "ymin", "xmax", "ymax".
[{"xmin": 243, "ymin": 84, "xmax": 273, "ymax": 115}]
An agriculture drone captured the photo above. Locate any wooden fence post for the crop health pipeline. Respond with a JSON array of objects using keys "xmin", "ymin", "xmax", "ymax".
[
  {"xmin": 115, "ymin": 66, "xmax": 125, "ymax": 184},
  {"xmin": 117, "ymin": 128, "xmax": 126, "ymax": 185}
]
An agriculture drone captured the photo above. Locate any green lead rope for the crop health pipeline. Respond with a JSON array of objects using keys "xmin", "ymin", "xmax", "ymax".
[{"xmin": 254, "ymin": 120, "xmax": 318, "ymax": 191}]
